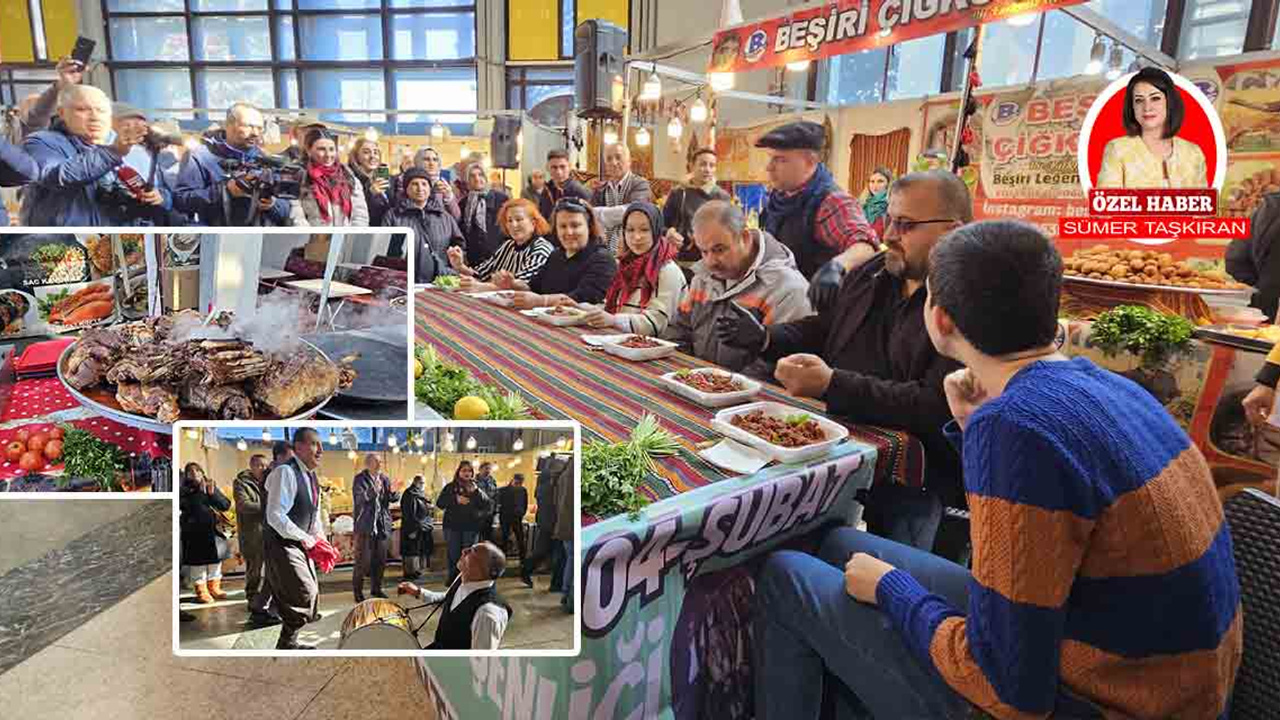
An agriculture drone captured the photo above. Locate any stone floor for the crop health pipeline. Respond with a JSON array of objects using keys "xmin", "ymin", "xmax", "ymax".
[
  {"xmin": 0, "ymin": 573, "xmax": 443, "ymax": 720},
  {"xmin": 178, "ymin": 562, "xmax": 575, "ymax": 651}
]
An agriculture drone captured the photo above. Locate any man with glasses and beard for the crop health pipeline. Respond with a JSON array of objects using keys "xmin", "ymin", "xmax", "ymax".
[{"xmin": 716, "ymin": 170, "xmax": 969, "ymax": 554}]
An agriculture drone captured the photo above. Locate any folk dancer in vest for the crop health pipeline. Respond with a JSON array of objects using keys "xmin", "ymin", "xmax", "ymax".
[{"xmin": 263, "ymin": 427, "xmax": 338, "ymax": 650}]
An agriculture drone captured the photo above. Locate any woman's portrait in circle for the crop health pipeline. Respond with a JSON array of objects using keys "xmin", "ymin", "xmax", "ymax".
[{"xmin": 1097, "ymin": 67, "xmax": 1208, "ymax": 189}]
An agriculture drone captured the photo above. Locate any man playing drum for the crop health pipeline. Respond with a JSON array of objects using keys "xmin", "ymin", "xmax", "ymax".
[{"xmin": 398, "ymin": 541, "xmax": 511, "ymax": 650}]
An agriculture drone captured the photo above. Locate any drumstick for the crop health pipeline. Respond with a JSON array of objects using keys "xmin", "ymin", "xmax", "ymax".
[{"xmin": 411, "ymin": 574, "xmax": 460, "ymax": 637}]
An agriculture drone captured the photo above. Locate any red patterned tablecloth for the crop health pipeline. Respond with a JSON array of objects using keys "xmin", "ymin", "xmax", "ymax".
[{"xmin": 0, "ymin": 377, "xmax": 171, "ymax": 481}]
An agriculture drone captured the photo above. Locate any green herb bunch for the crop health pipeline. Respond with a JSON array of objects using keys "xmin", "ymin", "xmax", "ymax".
[
  {"xmin": 59, "ymin": 425, "xmax": 127, "ymax": 491},
  {"xmin": 582, "ymin": 415, "xmax": 680, "ymax": 520},
  {"xmin": 414, "ymin": 344, "xmax": 532, "ymax": 419},
  {"xmin": 1089, "ymin": 305, "xmax": 1194, "ymax": 369}
]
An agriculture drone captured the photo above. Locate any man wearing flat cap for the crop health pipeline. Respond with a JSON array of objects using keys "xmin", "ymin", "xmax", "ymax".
[
  {"xmin": 755, "ymin": 121, "xmax": 876, "ymax": 307},
  {"xmin": 282, "ymin": 114, "xmax": 327, "ymax": 164},
  {"xmin": 109, "ymin": 103, "xmax": 187, "ymax": 225}
]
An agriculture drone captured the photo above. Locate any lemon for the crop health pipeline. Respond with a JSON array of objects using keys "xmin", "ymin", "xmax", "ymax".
[
  {"xmin": 414, "ymin": 359, "xmax": 424, "ymax": 378},
  {"xmin": 454, "ymin": 396, "xmax": 490, "ymax": 420}
]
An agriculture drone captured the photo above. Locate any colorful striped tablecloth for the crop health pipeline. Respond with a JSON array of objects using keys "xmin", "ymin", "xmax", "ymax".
[{"xmin": 414, "ymin": 290, "xmax": 924, "ymax": 504}]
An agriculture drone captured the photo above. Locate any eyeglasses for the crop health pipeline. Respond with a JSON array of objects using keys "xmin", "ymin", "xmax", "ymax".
[{"xmin": 884, "ymin": 216, "xmax": 957, "ymax": 234}]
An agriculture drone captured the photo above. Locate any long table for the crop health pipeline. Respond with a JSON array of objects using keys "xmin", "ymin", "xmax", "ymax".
[{"xmin": 411, "ymin": 290, "xmax": 925, "ymax": 720}]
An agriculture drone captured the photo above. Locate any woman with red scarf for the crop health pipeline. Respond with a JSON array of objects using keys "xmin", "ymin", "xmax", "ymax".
[
  {"xmin": 289, "ymin": 128, "xmax": 369, "ymax": 227},
  {"xmin": 586, "ymin": 202, "xmax": 686, "ymax": 336}
]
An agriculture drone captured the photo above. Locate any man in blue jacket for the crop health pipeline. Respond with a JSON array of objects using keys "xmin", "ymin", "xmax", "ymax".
[
  {"xmin": 0, "ymin": 138, "xmax": 38, "ymax": 227},
  {"xmin": 20, "ymin": 84, "xmax": 146, "ymax": 226},
  {"xmin": 174, "ymin": 102, "xmax": 292, "ymax": 226}
]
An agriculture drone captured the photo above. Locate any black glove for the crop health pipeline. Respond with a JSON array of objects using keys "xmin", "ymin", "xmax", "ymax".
[
  {"xmin": 714, "ymin": 301, "xmax": 768, "ymax": 352},
  {"xmin": 808, "ymin": 259, "xmax": 845, "ymax": 314}
]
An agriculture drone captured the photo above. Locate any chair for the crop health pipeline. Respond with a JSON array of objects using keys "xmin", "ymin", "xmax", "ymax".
[{"xmin": 1224, "ymin": 488, "xmax": 1280, "ymax": 719}]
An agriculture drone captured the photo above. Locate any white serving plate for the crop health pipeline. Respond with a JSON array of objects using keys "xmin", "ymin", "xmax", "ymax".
[
  {"xmin": 659, "ymin": 368, "xmax": 761, "ymax": 407},
  {"xmin": 521, "ymin": 305, "xmax": 591, "ymax": 327},
  {"xmin": 601, "ymin": 335, "xmax": 678, "ymax": 361},
  {"xmin": 580, "ymin": 333, "xmax": 631, "ymax": 347},
  {"xmin": 711, "ymin": 401, "xmax": 849, "ymax": 464}
]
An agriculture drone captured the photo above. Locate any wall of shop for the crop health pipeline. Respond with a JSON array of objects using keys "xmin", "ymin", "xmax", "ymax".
[{"xmin": 177, "ymin": 436, "xmax": 554, "ymax": 512}]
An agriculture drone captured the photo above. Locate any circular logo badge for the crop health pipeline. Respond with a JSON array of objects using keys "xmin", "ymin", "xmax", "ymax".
[
  {"xmin": 744, "ymin": 30, "xmax": 769, "ymax": 63},
  {"xmin": 990, "ymin": 101, "xmax": 1022, "ymax": 127}
]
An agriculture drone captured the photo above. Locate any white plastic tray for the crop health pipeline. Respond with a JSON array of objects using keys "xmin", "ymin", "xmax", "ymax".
[
  {"xmin": 711, "ymin": 401, "xmax": 849, "ymax": 464},
  {"xmin": 601, "ymin": 335, "xmax": 678, "ymax": 361},
  {"xmin": 521, "ymin": 306, "xmax": 591, "ymax": 326},
  {"xmin": 659, "ymin": 368, "xmax": 761, "ymax": 407}
]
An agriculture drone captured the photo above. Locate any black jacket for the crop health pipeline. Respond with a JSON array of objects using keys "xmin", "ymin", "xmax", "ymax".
[
  {"xmin": 383, "ymin": 196, "xmax": 465, "ymax": 285},
  {"xmin": 496, "ymin": 484, "xmax": 528, "ymax": 520},
  {"xmin": 349, "ymin": 163, "xmax": 392, "ymax": 228},
  {"xmin": 179, "ymin": 481, "xmax": 232, "ymax": 566},
  {"xmin": 461, "ymin": 189, "xmax": 510, "ymax": 268},
  {"xmin": 529, "ymin": 239, "xmax": 619, "ymax": 304},
  {"xmin": 1227, "ymin": 192, "xmax": 1280, "ymax": 321},
  {"xmin": 401, "ymin": 484, "xmax": 435, "ymax": 533},
  {"xmin": 765, "ymin": 253, "xmax": 964, "ymax": 506},
  {"xmin": 437, "ymin": 480, "xmax": 493, "ymax": 532},
  {"xmin": 428, "ymin": 583, "xmax": 511, "ymax": 650},
  {"xmin": 663, "ymin": 184, "xmax": 732, "ymax": 262}
]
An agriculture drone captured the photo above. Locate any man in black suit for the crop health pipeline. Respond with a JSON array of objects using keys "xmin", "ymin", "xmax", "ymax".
[{"xmin": 495, "ymin": 473, "xmax": 529, "ymax": 562}]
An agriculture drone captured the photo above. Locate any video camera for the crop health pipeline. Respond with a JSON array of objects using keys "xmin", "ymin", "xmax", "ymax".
[{"xmin": 217, "ymin": 153, "xmax": 303, "ymax": 202}]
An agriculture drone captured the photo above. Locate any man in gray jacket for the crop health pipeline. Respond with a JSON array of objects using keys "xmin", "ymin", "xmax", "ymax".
[
  {"xmin": 663, "ymin": 201, "xmax": 813, "ymax": 378},
  {"xmin": 352, "ymin": 454, "xmax": 399, "ymax": 603},
  {"xmin": 233, "ymin": 454, "xmax": 280, "ymax": 626}
]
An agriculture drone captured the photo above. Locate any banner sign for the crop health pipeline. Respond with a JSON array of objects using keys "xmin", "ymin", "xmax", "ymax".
[
  {"xmin": 707, "ymin": 0, "xmax": 1088, "ymax": 75},
  {"xmin": 414, "ymin": 444, "xmax": 876, "ymax": 720}
]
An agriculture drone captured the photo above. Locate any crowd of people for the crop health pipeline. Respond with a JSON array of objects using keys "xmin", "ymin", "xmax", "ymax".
[{"xmin": 178, "ymin": 432, "xmax": 573, "ymax": 650}]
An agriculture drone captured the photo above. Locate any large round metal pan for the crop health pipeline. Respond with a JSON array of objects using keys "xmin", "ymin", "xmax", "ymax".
[
  {"xmin": 303, "ymin": 331, "xmax": 408, "ymax": 405},
  {"xmin": 56, "ymin": 338, "xmax": 336, "ymax": 434}
]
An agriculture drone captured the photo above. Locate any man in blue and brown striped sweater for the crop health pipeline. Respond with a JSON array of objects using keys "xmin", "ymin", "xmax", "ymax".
[{"xmin": 754, "ymin": 219, "xmax": 1243, "ymax": 719}]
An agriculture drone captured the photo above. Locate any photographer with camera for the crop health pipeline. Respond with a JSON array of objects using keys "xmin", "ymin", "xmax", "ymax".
[
  {"xmin": 20, "ymin": 85, "xmax": 147, "ymax": 226},
  {"xmin": 174, "ymin": 103, "xmax": 295, "ymax": 226},
  {"xmin": 94, "ymin": 103, "xmax": 190, "ymax": 226},
  {"xmin": 289, "ymin": 128, "xmax": 368, "ymax": 227}
]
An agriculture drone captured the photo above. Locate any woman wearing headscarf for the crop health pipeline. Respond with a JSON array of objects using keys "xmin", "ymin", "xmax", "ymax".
[
  {"xmin": 586, "ymin": 202, "xmax": 685, "ymax": 335},
  {"xmin": 398, "ymin": 146, "xmax": 460, "ymax": 219},
  {"xmin": 179, "ymin": 462, "xmax": 232, "ymax": 605},
  {"xmin": 400, "ymin": 475, "xmax": 435, "ymax": 581},
  {"xmin": 861, "ymin": 167, "xmax": 892, "ymax": 240},
  {"xmin": 290, "ymin": 128, "xmax": 369, "ymax": 227},
  {"xmin": 496, "ymin": 196, "xmax": 618, "ymax": 309},
  {"xmin": 383, "ymin": 167, "xmax": 465, "ymax": 285}
]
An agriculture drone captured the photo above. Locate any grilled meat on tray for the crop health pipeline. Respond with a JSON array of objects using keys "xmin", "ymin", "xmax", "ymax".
[
  {"xmin": 188, "ymin": 340, "xmax": 270, "ymax": 385},
  {"xmin": 64, "ymin": 328, "xmax": 125, "ymax": 389},
  {"xmin": 180, "ymin": 383, "xmax": 254, "ymax": 420},
  {"xmin": 116, "ymin": 382, "xmax": 181, "ymax": 424},
  {"xmin": 249, "ymin": 349, "xmax": 341, "ymax": 417},
  {"xmin": 106, "ymin": 345, "xmax": 190, "ymax": 385}
]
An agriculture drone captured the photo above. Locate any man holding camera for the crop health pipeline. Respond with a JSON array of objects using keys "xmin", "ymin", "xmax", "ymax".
[
  {"xmin": 21, "ymin": 85, "xmax": 147, "ymax": 226},
  {"xmin": 175, "ymin": 102, "xmax": 293, "ymax": 226},
  {"xmin": 97, "ymin": 103, "xmax": 189, "ymax": 226}
]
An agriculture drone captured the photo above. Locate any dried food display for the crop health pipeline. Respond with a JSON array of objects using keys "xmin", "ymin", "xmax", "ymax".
[{"xmin": 1062, "ymin": 246, "xmax": 1250, "ymax": 290}]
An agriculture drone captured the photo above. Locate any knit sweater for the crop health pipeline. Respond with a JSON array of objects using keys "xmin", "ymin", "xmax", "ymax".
[{"xmin": 876, "ymin": 358, "xmax": 1242, "ymax": 719}]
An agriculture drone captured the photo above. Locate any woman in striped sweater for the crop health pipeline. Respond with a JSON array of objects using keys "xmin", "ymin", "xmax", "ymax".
[
  {"xmin": 448, "ymin": 198, "xmax": 554, "ymax": 292},
  {"xmin": 586, "ymin": 202, "xmax": 686, "ymax": 336}
]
